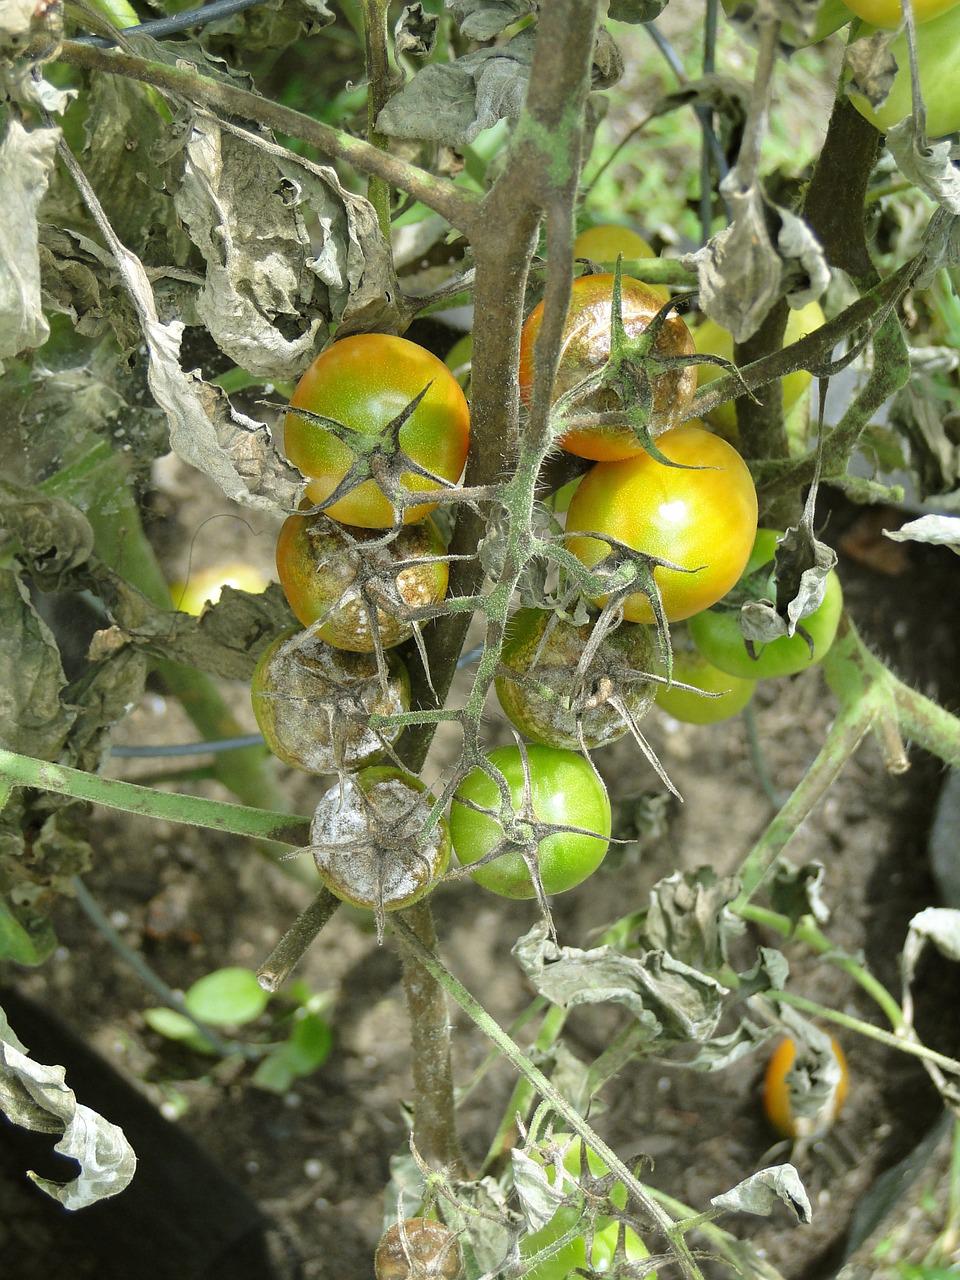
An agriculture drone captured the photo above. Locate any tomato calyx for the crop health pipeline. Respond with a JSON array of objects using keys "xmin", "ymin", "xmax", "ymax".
[{"xmin": 283, "ymin": 383, "xmax": 457, "ymax": 525}]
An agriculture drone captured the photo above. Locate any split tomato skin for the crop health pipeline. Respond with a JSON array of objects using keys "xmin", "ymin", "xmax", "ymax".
[
  {"xmin": 518, "ymin": 273, "xmax": 696, "ymax": 461},
  {"xmin": 284, "ymin": 333, "xmax": 470, "ymax": 529},
  {"xmin": 565, "ymin": 425, "xmax": 759, "ymax": 624},
  {"xmin": 450, "ymin": 745, "xmax": 612, "ymax": 900}
]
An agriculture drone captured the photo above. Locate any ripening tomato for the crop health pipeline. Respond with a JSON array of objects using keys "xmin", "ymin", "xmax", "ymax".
[
  {"xmin": 495, "ymin": 608, "xmax": 656, "ymax": 750},
  {"xmin": 847, "ymin": 4, "xmax": 960, "ymax": 138},
  {"xmin": 572, "ymin": 225, "xmax": 669, "ymax": 303},
  {"xmin": 250, "ymin": 630, "xmax": 410, "ymax": 774},
  {"xmin": 284, "ymin": 334, "xmax": 470, "ymax": 529},
  {"xmin": 565, "ymin": 425, "xmax": 759, "ymax": 624},
  {"xmin": 310, "ymin": 766, "xmax": 450, "ymax": 912},
  {"xmin": 518, "ymin": 273, "xmax": 696, "ymax": 461},
  {"xmin": 842, "ymin": 0, "xmax": 958, "ymax": 26},
  {"xmin": 276, "ymin": 509, "xmax": 449, "ymax": 652},
  {"xmin": 694, "ymin": 301, "xmax": 826, "ymax": 439},
  {"xmin": 450, "ymin": 745, "xmax": 611, "ymax": 899},
  {"xmin": 688, "ymin": 529, "xmax": 843, "ymax": 680},
  {"xmin": 763, "ymin": 1036, "xmax": 849, "ymax": 1139},
  {"xmin": 170, "ymin": 562, "xmax": 268, "ymax": 615},
  {"xmin": 655, "ymin": 648, "xmax": 755, "ymax": 724}
]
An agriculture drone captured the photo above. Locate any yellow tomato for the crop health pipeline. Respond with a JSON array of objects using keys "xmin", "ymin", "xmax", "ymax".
[
  {"xmin": 170, "ymin": 563, "xmax": 269, "ymax": 615},
  {"xmin": 573, "ymin": 225, "xmax": 669, "ymax": 303},
  {"xmin": 694, "ymin": 301, "xmax": 825, "ymax": 438},
  {"xmin": 842, "ymin": 0, "xmax": 958, "ymax": 26},
  {"xmin": 763, "ymin": 1037, "xmax": 849, "ymax": 1139}
]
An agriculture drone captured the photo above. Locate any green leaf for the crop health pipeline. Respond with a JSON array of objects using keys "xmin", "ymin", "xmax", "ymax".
[
  {"xmin": 0, "ymin": 897, "xmax": 56, "ymax": 966},
  {"xmin": 287, "ymin": 1012, "xmax": 333, "ymax": 1071},
  {"xmin": 184, "ymin": 967, "xmax": 270, "ymax": 1027},
  {"xmin": 142, "ymin": 1007, "xmax": 214, "ymax": 1055}
]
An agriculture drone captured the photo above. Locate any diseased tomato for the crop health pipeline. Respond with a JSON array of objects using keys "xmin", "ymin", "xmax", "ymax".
[
  {"xmin": 310, "ymin": 766, "xmax": 449, "ymax": 913},
  {"xmin": 276, "ymin": 509, "xmax": 449, "ymax": 652},
  {"xmin": 573, "ymin": 225, "xmax": 669, "ymax": 302},
  {"xmin": 284, "ymin": 334, "xmax": 470, "ymax": 529},
  {"xmin": 694, "ymin": 301, "xmax": 826, "ymax": 439},
  {"xmin": 565, "ymin": 425, "xmax": 759, "ymax": 624},
  {"xmin": 495, "ymin": 607, "xmax": 656, "ymax": 750},
  {"xmin": 374, "ymin": 1218, "xmax": 462, "ymax": 1280},
  {"xmin": 847, "ymin": 5, "xmax": 960, "ymax": 138},
  {"xmin": 763, "ymin": 1036, "xmax": 849, "ymax": 1139},
  {"xmin": 250, "ymin": 630, "xmax": 410, "ymax": 774},
  {"xmin": 518, "ymin": 273, "xmax": 696, "ymax": 461},
  {"xmin": 450, "ymin": 745, "xmax": 611, "ymax": 899},
  {"xmin": 655, "ymin": 647, "xmax": 755, "ymax": 724},
  {"xmin": 687, "ymin": 529, "xmax": 843, "ymax": 679},
  {"xmin": 842, "ymin": 0, "xmax": 958, "ymax": 26}
]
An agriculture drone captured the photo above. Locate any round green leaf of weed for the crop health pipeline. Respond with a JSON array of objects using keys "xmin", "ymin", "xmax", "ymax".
[{"xmin": 184, "ymin": 967, "xmax": 269, "ymax": 1026}]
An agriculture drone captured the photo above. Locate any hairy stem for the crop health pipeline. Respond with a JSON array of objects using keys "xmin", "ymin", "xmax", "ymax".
[{"xmin": 361, "ymin": 0, "xmax": 392, "ymax": 236}]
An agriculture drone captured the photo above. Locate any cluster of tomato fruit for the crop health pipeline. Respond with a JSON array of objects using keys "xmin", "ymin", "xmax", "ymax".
[{"xmin": 245, "ymin": 223, "xmax": 845, "ymax": 915}]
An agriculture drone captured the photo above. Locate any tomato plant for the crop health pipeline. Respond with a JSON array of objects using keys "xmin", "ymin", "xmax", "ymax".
[
  {"xmin": 572, "ymin": 224, "xmax": 669, "ymax": 302},
  {"xmin": 495, "ymin": 607, "xmax": 656, "ymax": 750},
  {"xmin": 284, "ymin": 333, "xmax": 471, "ymax": 528},
  {"xmin": 655, "ymin": 647, "xmax": 755, "ymax": 724},
  {"xmin": 250, "ymin": 630, "xmax": 410, "ymax": 773},
  {"xmin": 763, "ymin": 1036, "xmax": 849, "ymax": 1139},
  {"xmin": 310, "ymin": 766, "xmax": 450, "ymax": 913},
  {"xmin": 275, "ymin": 509, "xmax": 449, "ymax": 652},
  {"xmin": 450, "ymin": 745, "xmax": 611, "ymax": 899},
  {"xmin": 518, "ymin": 273, "xmax": 696, "ymax": 461},
  {"xmin": 847, "ymin": 4, "xmax": 960, "ymax": 138},
  {"xmin": 565, "ymin": 424, "xmax": 759, "ymax": 624},
  {"xmin": 688, "ymin": 529, "xmax": 843, "ymax": 680},
  {"xmin": 693, "ymin": 300, "xmax": 825, "ymax": 439}
]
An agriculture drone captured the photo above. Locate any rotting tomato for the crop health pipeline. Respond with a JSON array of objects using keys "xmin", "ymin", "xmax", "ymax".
[
  {"xmin": 450, "ymin": 745, "xmax": 611, "ymax": 899},
  {"xmin": 275, "ymin": 508, "xmax": 449, "ymax": 652},
  {"xmin": 518, "ymin": 273, "xmax": 696, "ymax": 462},
  {"xmin": 250, "ymin": 630, "xmax": 410, "ymax": 774},
  {"xmin": 565, "ymin": 425, "xmax": 759, "ymax": 624},
  {"xmin": 572, "ymin": 225, "xmax": 669, "ymax": 302},
  {"xmin": 847, "ymin": 4, "xmax": 960, "ymax": 138},
  {"xmin": 284, "ymin": 333, "xmax": 470, "ymax": 529},
  {"xmin": 693, "ymin": 300, "xmax": 826, "ymax": 440},
  {"xmin": 763, "ymin": 1036, "xmax": 849, "ymax": 1139},
  {"xmin": 310, "ymin": 766, "xmax": 449, "ymax": 914},
  {"xmin": 374, "ymin": 1218, "xmax": 462, "ymax": 1280},
  {"xmin": 687, "ymin": 529, "xmax": 843, "ymax": 680},
  {"xmin": 654, "ymin": 647, "xmax": 755, "ymax": 725},
  {"xmin": 495, "ymin": 607, "xmax": 656, "ymax": 750}
]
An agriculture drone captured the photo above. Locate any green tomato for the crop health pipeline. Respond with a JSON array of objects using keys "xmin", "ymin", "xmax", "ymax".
[
  {"xmin": 694, "ymin": 301, "xmax": 825, "ymax": 440},
  {"xmin": 687, "ymin": 530, "xmax": 844, "ymax": 680},
  {"xmin": 655, "ymin": 649, "xmax": 755, "ymax": 725},
  {"xmin": 449, "ymin": 745, "xmax": 611, "ymax": 899},
  {"xmin": 847, "ymin": 4, "xmax": 960, "ymax": 138}
]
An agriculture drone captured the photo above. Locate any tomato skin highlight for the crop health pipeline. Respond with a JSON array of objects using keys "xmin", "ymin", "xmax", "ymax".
[
  {"xmin": 284, "ymin": 333, "xmax": 470, "ymax": 529},
  {"xmin": 170, "ymin": 562, "xmax": 268, "ymax": 615},
  {"xmin": 847, "ymin": 5, "xmax": 960, "ymax": 138},
  {"xmin": 572, "ymin": 225, "xmax": 669, "ymax": 302},
  {"xmin": 275, "ymin": 510, "xmax": 449, "ymax": 652},
  {"xmin": 655, "ymin": 648, "xmax": 755, "ymax": 724},
  {"xmin": 688, "ymin": 529, "xmax": 843, "ymax": 680},
  {"xmin": 518, "ymin": 273, "xmax": 696, "ymax": 461},
  {"xmin": 450, "ymin": 745, "xmax": 612, "ymax": 899},
  {"xmin": 565, "ymin": 425, "xmax": 759, "ymax": 624},
  {"xmin": 763, "ymin": 1036, "xmax": 849, "ymax": 1139},
  {"xmin": 495, "ymin": 608, "xmax": 656, "ymax": 750}
]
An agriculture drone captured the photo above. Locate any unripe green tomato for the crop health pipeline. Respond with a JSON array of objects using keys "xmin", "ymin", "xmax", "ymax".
[
  {"xmin": 843, "ymin": 0, "xmax": 958, "ymax": 27},
  {"xmin": 687, "ymin": 529, "xmax": 843, "ymax": 680},
  {"xmin": 250, "ymin": 630, "xmax": 410, "ymax": 773},
  {"xmin": 495, "ymin": 608, "xmax": 656, "ymax": 750},
  {"xmin": 311, "ymin": 766, "xmax": 450, "ymax": 911},
  {"xmin": 847, "ymin": 4, "xmax": 960, "ymax": 137},
  {"xmin": 284, "ymin": 333, "xmax": 470, "ymax": 529},
  {"xmin": 276, "ymin": 510, "xmax": 449, "ymax": 652},
  {"xmin": 693, "ymin": 301, "xmax": 825, "ymax": 440},
  {"xmin": 444, "ymin": 333, "xmax": 472, "ymax": 393},
  {"xmin": 655, "ymin": 649, "xmax": 755, "ymax": 724},
  {"xmin": 450, "ymin": 745, "xmax": 611, "ymax": 899}
]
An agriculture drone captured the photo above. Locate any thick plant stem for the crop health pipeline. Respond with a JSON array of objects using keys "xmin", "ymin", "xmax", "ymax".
[
  {"xmin": 361, "ymin": 0, "xmax": 392, "ymax": 237},
  {"xmin": 258, "ymin": 890, "xmax": 342, "ymax": 992},
  {"xmin": 399, "ymin": 900, "xmax": 465, "ymax": 1174},
  {"xmin": 391, "ymin": 917, "xmax": 706, "ymax": 1280}
]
